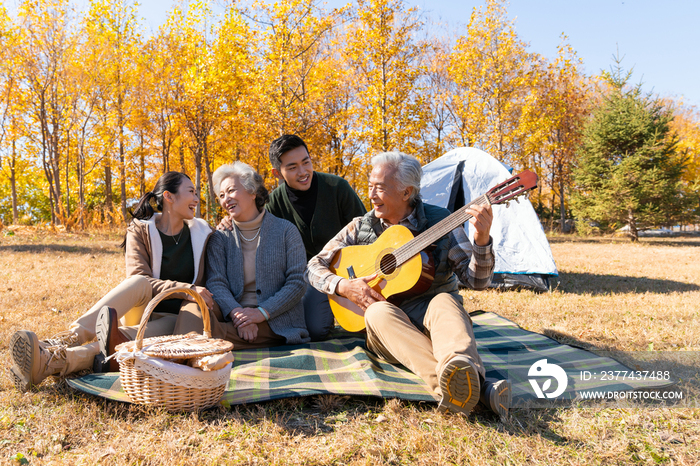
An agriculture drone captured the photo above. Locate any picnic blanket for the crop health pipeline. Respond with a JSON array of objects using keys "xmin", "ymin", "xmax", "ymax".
[{"xmin": 67, "ymin": 312, "xmax": 677, "ymax": 407}]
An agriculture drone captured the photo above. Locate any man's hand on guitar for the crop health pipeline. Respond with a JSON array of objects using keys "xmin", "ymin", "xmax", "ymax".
[
  {"xmin": 466, "ymin": 204, "xmax": 493, "ymax": 247},
  {"xmin": 336, "ymin": 274, "xmax": 386, "ymax": 311}
]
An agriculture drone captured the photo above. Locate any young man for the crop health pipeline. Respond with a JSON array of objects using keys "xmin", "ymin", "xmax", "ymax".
[
  {"xmin": 304, "ymin": 152, "xmax": 511, "ymax": 418},
  {"xmin": 221, "ymin": 135, "xmax": 366, "ymax": 340}
]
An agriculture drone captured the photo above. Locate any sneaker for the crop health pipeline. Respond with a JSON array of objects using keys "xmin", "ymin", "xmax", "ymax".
[
  {"xmin": 481, "ymin": 378, "xmax": 512, "ymax": 420},
  {"xmin": 9, "ymin": 330, "xmax": 68, "ymax": 392},
  {"xmin": 94, "ymin": 306, "xmax": 129, "ymax": 373},
  {"xmin": 438, "ymin": 355, "xmax": 481, "ymax": 416},
  {"xmin": 42, "ymin": 330, "xmax": 79, "ymax": 348}
]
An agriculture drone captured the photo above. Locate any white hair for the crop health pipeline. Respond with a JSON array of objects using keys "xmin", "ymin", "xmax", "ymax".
[
  {"xmin": 212, "ymin": 161, "xmax": 268, "ymax": 210},
  {"xmin": 371, "ymin": 152, "xmax": 422, "ymax": 206}
]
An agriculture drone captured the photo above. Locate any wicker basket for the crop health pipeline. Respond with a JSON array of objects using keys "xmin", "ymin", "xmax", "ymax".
[{"xmin": 116, "ymin": 287, "xmax": 233, "ymax": 411}]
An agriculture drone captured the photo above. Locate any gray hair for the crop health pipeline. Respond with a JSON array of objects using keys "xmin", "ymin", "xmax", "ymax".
[
  {"xmin": 371, "ymin": 152, "xmax": 422, "ymax": 206},
  {"xmin": 212, "ymin": 161, "xmax": 269, "ymax": 211}
]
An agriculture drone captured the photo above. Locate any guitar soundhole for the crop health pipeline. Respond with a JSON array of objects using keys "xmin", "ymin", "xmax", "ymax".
[{"xmin": 379, "ymin": 254, "xmax": 397, "ymax": 275}]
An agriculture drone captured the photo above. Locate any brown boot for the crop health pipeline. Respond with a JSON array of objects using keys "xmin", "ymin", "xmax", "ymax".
[
  {"xmin": 94, "ymin": 306, "xmax": 130, "ymax": 373},
  {"xmin": 9, "ymin": 330, "xmax": 68, "ymax": 392},
  {"xmin": 438, "ymin": 355, "xmax": 481, "ymax": 416},
  {"xmin": 480, "ymin": 378, "xmax": 512, "ymax": 420}
]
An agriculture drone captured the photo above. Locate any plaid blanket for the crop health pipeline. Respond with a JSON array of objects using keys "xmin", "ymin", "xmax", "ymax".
[{"xmin": 67, "ymin": 312, "xmax": 676, "ymax": 407}]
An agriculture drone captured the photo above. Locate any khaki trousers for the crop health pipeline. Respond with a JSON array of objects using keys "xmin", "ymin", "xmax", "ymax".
[
  {"xmin": 69, "ymin": 275, "xmax": 177, "ymax": 343},
  {"xmin": 173, "ymin": 301, "xmax": 285, "ymax": 350},
  {"xmin": 364, "ymin": 293, "xmax": 484, "ymax": 397}
]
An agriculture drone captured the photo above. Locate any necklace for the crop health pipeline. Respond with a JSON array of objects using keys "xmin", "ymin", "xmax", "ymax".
[
  {"xmin": 238, "ymin": 228, "xmax": 261, "ymax": 243},
  {"xmin": 166, "ymin": 227, "xmax": 185, "ymax": 245}
]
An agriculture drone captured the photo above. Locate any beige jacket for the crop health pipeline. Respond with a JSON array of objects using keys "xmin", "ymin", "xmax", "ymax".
[{"xmin": 125, "ymin": 214, "xmax": 213, "ymax": 296}]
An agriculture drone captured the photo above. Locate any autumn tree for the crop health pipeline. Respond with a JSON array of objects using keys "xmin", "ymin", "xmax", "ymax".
[
  {"xmin": 84, "ymin": 0, "xmax": 141, "ymax": 222},
  {"xmin": 140, "ymin": 23, "xmax": 185, "ymax": 175},
  {"xmin": 421, "ymin": 32, "xmax": 453, "ymax": 163},
  {"xmin": 571, "ymin": 63, "xmax": 690, "ymax": 241},
  {"xmin": 521, "ymin": 38, "xmax": 590, "ymax": 231},
  {"xmin": 15, "ymin": 0, "xmax": 78, "ymax": 225},
  {"xmin": 0, "ymin": 5, "xmax": 19, "ymax": 223},
  {"xmin": 204, "ymin": 4, "xmax": 256, "ymax": 217},
  {"xmin": 247, "ymin": 0, "xmax": 349, "ymax": 186},
  {"xmin": 448, "ymin": 0, "xmax": 538, "ymax": 167},
  {"xmin": 669, "ymin": 101, "xmax": 700, "ymax": 228},
  {"xmin": 345, "ymin": 0, "xmax": 428, "ymax": 160}
]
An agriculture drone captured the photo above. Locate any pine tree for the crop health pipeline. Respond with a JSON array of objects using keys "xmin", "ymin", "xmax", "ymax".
[{"xmin": 571, "ymin": 61, "xmax": 690, "ymax": 241}]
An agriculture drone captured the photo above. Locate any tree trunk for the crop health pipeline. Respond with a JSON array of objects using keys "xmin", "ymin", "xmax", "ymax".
[
  {"xmin": 10, "ymin": 139, "xmax": 18, "ymax": 224},
  {"xmin": 194, "ymin": 144, "xmax": 202, "ymax": 218},
  {"xmin": 203, "ymin": 139, "xmax": 215, "ymax": 222},
  {"xmin": 140, "ymin": 131, "xmax": 146, "ymax": 197},
  {"xmin": 119, "ymin": 128, "xmax": 127, "ymax": 223},
  {"xmin": 49, "ymin": 100, "xmax": 63, "ymax": 224},
  {"xmin": 104, "ymin": 158, "xmax": 113, "ymax": 223},
  {"xmin": 77, "ymin": 148, "xmax": 85, "ymax": 230},
  {"xmin": 65, "ymin": 133, "xmax": 71, "ymax": 224},
  {"xmin": 161, "ymin": 128, "xmax": 170, "ymax": 173},
  {"xmin": 559, "ymin": 174, "xmax": 567, "ymax": 233},
  {"xmin": 179, "ymin": 140, "xmax": 185, "ymax": 174},
  {"xmin": 628, "ymin": 209, "xmax": 638, "ymax": 242}
]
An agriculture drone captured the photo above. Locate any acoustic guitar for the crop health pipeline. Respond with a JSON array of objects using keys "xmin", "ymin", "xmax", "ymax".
[{"xmin": 328, "ymin": 169, "xmax": 538, "ymax": 331}]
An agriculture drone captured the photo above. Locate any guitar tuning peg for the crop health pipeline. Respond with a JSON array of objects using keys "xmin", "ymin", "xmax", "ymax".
[
  {"xmin": 515, "ymin": 197, "xmax": 520, "ymax": 204},
  {"xmin": 505, "ymin": 201, "xmax": 510, "ymax": 208}
]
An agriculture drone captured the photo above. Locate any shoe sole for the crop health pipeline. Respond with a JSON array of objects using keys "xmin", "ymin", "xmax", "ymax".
[
  {"xmin": 488, "ymin": 379, "xmax": 512, "ymax": 420},
  {"xmin": 95, "ymin": 306, "xmax": 110, "ymax": 360},
  {"xmin": 95, "ymin": 306, "xmax": 120, "ymax": 372},
  {"xmin": 9, "ymin": 331, "xmax": 39, "ymax": 392},
  {"xmin": 438, "ymin": 357, "xmax": 481, "ymax": 415}
]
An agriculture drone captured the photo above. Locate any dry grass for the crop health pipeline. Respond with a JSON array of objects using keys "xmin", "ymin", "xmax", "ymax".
[{"xmin": 1, "ymin": 229, "xmax": 699, "ymax": 465}]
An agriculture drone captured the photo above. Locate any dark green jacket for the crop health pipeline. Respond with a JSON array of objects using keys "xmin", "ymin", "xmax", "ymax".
[{"xmin": 267, "ymin": 172, "xmax": 366, "ymax": 260}]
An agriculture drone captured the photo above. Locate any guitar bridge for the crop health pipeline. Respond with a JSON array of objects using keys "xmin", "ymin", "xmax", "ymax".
[{"xmin": 347, "ymin": 266, "xmax": 357, "ymax": 279}]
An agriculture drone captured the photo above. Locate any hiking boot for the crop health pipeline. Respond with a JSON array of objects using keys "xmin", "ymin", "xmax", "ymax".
[
  {"xmin": 42, "ymin": 330, "xmax": 80, "ymax": 348},
  {"xmin": 481, "ymin": 378, "xmax": 512, "ymax": 420},
  {"xmin": 94, "ymin": 306, "xmax": 129, "ymax": 373},
  {"xmin": 438, "ymin": 355, "xmax": 481, "ymax": 416},
  {"xmin": 9, "ymin": 330, "xmax": 68, "ymax": 392}
]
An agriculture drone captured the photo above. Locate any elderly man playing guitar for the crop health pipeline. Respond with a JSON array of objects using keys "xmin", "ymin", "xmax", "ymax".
[{"xmin": 305, "ymin": 152, "xmax": 511, "ymax": 418}]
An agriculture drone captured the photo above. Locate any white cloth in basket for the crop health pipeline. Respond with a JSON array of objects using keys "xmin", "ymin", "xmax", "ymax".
[{"xmin": 116, "ymin": 346, "xmax": 231, "ymax": 390}]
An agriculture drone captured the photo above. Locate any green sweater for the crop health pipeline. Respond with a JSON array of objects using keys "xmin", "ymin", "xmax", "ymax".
[{"xmin": 267, "ymin": 172, "xmax": 366, "ymax": 260}]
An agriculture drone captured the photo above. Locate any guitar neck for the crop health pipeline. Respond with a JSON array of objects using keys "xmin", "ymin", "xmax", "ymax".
[{"xmin": 393, "ymin": 195, "xmax": 490, "ymax": 267}]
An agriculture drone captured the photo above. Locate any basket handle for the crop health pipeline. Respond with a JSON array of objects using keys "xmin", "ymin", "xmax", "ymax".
[{"xmin": 134, "ymin": 287, "xmax": 211, "ymax": 351}]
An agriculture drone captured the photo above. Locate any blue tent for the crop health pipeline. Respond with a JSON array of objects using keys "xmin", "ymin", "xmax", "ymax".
[{"xmin": 420, "ymin": 147, "xmax": 558, "ymax": 292}]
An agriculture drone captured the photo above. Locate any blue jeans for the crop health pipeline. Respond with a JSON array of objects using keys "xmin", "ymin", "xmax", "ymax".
[{"xmin": 303, "ymin": 286, "xmax": 334, "ymax": 341}]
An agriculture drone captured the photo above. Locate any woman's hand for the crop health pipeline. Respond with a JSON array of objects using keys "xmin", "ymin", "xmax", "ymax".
[
  {"xmin": 231, "ymin": 307, "xmax": 266, "ymax": 328},
  {"xmin": 187, "ymin": 286, "xmax": 214, "ymax": 310},
  {"xmin": 237, "ymin": 323, "xmax": 258, "ymax": 342}
]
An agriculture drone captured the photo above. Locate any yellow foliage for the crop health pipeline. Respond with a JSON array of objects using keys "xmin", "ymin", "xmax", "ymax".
[
  {"xmin": 670, "ymin": 103, "xmax": 700, "ymax": 186},
  {"xmin": 448, "ymin": 0, "xmax": 537, "ymax": 167},
  {"xmin": 0, "ymin": 0, "xmax": 695, "ymax": 228}
]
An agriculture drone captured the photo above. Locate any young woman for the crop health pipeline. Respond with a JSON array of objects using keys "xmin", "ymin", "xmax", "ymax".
[
  {"xmin": 9, "ymin": 171, "xmax": 214, "ymax": 391},
  {"xmin": 172, "ymin": 162, "xmax": 309, "ymax": 347}
]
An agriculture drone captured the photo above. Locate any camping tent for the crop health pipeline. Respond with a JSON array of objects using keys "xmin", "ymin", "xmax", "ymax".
[{"xmin": 420, "ymin": 147, "xmax": 558, "ymax": 292}]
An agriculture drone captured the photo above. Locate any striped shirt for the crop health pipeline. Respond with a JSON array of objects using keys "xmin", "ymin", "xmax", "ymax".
[{"xmin": 304, "ymin": 207, "xmax": 495, "ymax": 295}]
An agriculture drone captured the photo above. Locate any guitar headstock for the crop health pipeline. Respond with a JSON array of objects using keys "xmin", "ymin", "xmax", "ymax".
[{"xmin": 486, "ymin": 170, "xmax": 538, "ymax": 206}]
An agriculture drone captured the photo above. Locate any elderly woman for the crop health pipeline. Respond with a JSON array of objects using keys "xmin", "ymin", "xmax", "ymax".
[{"xmin": 173, "ymin": 162, "xmax": 309, "ymax": 347}]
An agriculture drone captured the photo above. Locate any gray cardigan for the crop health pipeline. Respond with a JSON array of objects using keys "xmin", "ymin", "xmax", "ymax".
[{"xmin": 206, "ymin": 212, "xmax": 309, "ymax": 344}]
